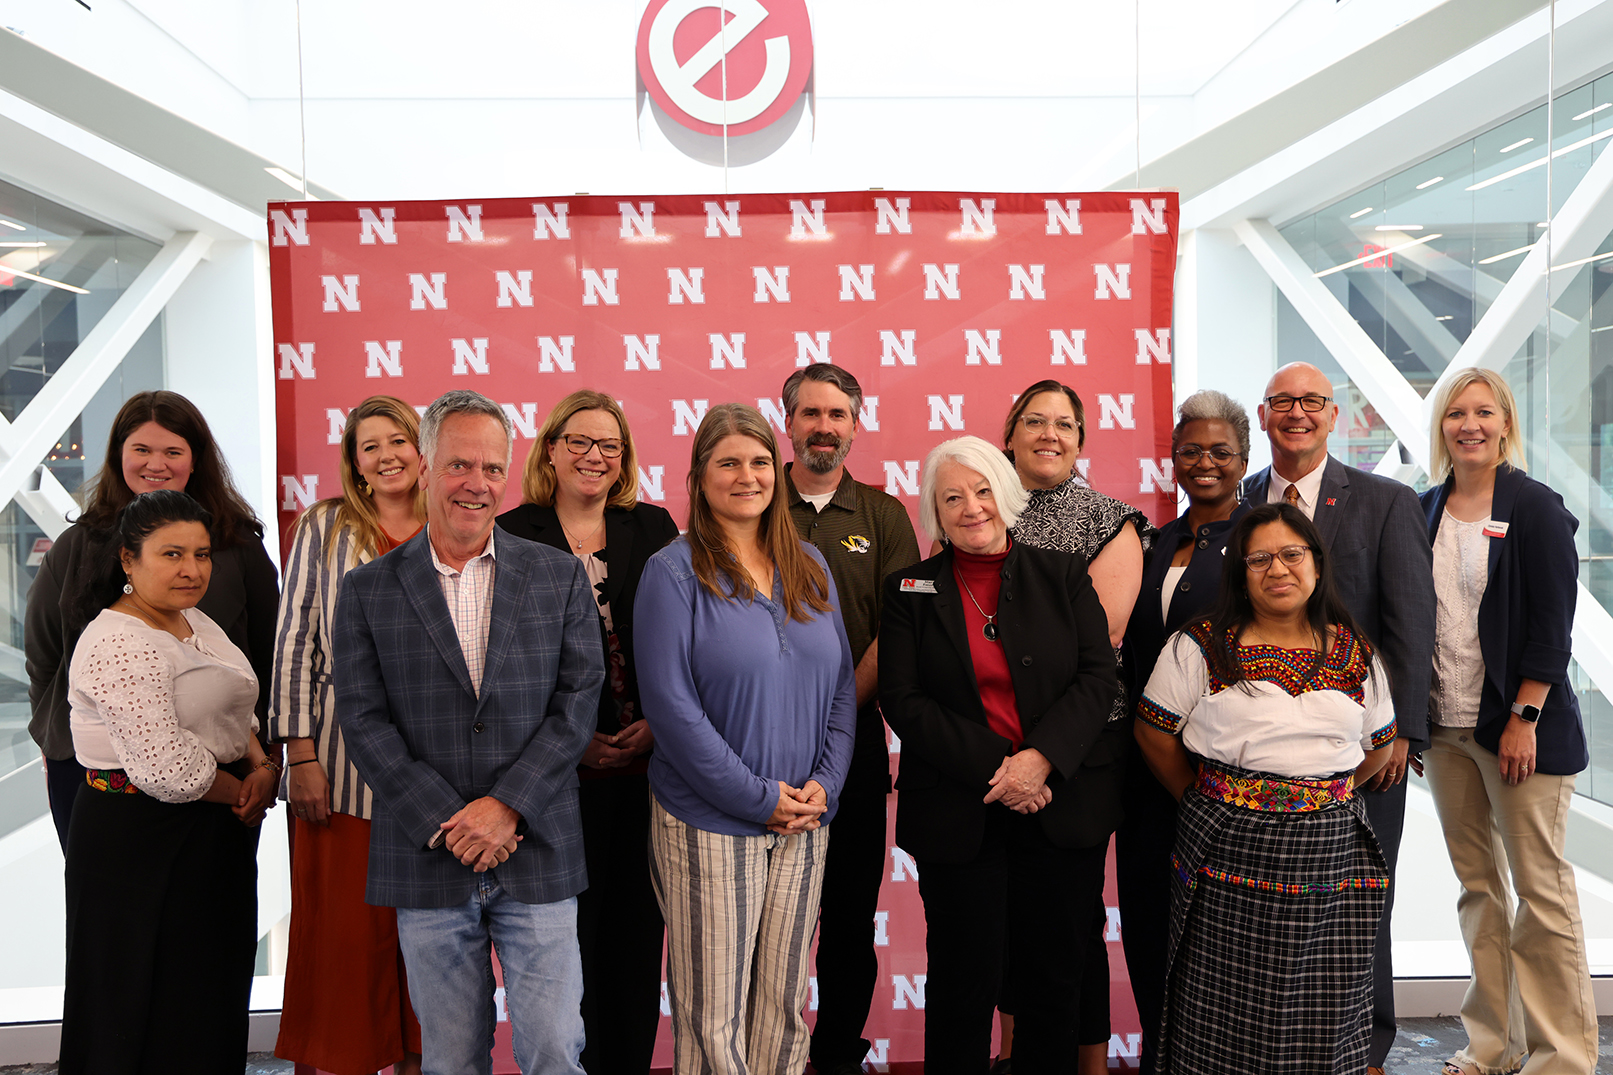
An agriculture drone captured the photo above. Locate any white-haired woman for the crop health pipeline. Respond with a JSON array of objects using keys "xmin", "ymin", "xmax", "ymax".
[
  {"xmin": 879, "ymin": 435, "xmax": 1120, "ymax": 1075},
  {"xmin": 1420, "ymin": 368, "xmax": 1596, "ymax": 1075}
]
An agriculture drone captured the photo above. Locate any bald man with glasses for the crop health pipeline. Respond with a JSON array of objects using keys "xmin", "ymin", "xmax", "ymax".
[{"xmin": 1243, "ymin": 362, "xmax": 1435, "ymax": 1075}]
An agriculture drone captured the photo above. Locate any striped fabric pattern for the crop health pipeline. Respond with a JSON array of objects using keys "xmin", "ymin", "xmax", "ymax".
[
  {"xmin": 268, "ymin": 503, "xmax": 380, "ymax": 819},
  {"xmin": 648, "ymin": 795, "xmax": 829, "ymax": 1075}
]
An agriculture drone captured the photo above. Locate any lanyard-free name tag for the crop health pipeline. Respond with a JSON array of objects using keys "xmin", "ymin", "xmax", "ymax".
[
  {"xmin": 900, "ymin": 578, "xmax": 938, "ymax": 594},
  {"xmin": 1482, "ymin": 521, "xmax": 1510, "ymax": 539}
]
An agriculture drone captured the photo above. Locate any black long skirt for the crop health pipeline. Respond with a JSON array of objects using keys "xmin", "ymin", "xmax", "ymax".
[
  {"xmin": 60, "ymin": 781, "xmax": 260, "ymax": 1075},
  {"xmin": 1157, "ymin": 768, "xmax": 1387, "ymax": 1075}
]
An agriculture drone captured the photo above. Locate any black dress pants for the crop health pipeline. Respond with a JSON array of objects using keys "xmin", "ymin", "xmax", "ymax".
[
  {"xmin": 808, "ymin": 784, "xmax": 889, "ymax": 1068},
  {"xmin": 916, "ymin": 808, "xmax": 1108, "ymax": 1075},
  {"xmin": 60, "ymin": 782, "xmax": 259, "ymax": 1075},
  {"xmin": 576, "ymin": 772, "xmax": 665, "ymax": 1075}
]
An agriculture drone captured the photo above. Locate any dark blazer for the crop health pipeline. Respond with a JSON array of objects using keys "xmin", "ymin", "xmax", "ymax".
[
  {"xmin": 1244, "ymin": 456, "xmax": 1435, "ymax": 748},
  {"xmin": 496, "ymin": 501, "xmax": 679, "ymax": 735},
  {"xmin": 879, "ymin": 542, "xmax": 1122, "ymax": 863},
  {"xmin": 1125, "ymin": 500, "xmax": 1252, "ymax": 699},
  {"xmin": 334, "ymin": 529, "xmax": 604, "ymax": 908},
  {"xmin": 1421, "ymin": 465, "xmax": 1587, "ymax": 775}
]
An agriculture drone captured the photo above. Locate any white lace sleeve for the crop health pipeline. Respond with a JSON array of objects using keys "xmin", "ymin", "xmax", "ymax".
[{"xmin": 78, "ymin": 629, "xmax": 218, "ymax": 802}]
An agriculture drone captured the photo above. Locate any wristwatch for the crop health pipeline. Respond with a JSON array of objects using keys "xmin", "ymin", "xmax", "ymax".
[{"xmin": 1510, "ymin": 702, "xmax": 1541, "ymax": 724}]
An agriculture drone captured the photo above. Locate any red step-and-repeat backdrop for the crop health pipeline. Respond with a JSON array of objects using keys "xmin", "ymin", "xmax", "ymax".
[{"xmin": 268, "ymin": 190, "xmax": 1179, "ymax": 1069}]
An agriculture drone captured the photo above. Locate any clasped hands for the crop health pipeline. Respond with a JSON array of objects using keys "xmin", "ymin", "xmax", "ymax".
[
  {"xmin": 767, "ymin": 780, "xmax": 827, "ymax": 835},
  {"xmin": 441, "ymin": 796, "xmax": 523, "ymax": 872},
  {"xmin": 984, "ymin": 748, "xmax": 1054, "ymax": 814},
  {"xmin": 580, "ymin": 720, "xmax": 655, "ymax": 769}
]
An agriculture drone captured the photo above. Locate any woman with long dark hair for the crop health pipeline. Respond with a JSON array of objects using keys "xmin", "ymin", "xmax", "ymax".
[
  {"xmin": 635, "ymin": 403, "xmax": 856, "ymax": 1075},
  {"xmin": 497, "ymin": 389, "xmax": 678, "ymax": 1075},
  {"xmin": 27, "ymin": 390, "xmax": 279, "ymax": 850},
  {"xmin": 60, "ymin": 489, "xmax": 276, "ymax": 1072},
  {"xmin": 1135, "ymin": 503, "xmax": 1395, "ymax": 1073},
  {"xmin": 270, "ymin": 395, "xmax": 425, "ymax": 1075}
]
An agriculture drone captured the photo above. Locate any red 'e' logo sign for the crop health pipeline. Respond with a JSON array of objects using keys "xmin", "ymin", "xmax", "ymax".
[{"xmin": 636, "ymin": 0, "xmax": 814, "ymax": 137}]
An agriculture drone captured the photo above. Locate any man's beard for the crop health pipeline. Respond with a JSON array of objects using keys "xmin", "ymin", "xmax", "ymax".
[{"xmin": 794, "ymin": 432, "xmax": 851, "ymax": 474}]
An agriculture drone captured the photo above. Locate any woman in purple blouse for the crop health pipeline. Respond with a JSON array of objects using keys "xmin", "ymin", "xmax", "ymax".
[{"xmin": 635, "ymin": 402, "xmax": 857, "ymax": 1075}]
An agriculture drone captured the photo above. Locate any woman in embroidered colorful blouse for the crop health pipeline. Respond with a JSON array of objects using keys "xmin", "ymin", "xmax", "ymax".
[
  {"xmin": 1419, "ymin": 368, "xmax": 1596, "ymax": 1075},
  {"xmin": 60, "ymin": 490, "xmax": 277, "ymax": 1074},
  {"xmin": 270, "ymin": 395, "xmax": 425, "ymax": 1075},
  {"xmin": 1134, "ymin": 502, "xmax": 1395, "ymax": 1075}
]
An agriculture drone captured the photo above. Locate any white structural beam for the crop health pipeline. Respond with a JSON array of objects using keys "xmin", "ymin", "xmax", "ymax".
[
  {"xmin": 0, "ymin": 231, "xmax": 212, "ymax": 513},
  {"xmin": 1430, "ymin": 138, "xmax": 1613, "ymax": 404},
  {"xmin": 1574, "ymin": 584, "xmax": 1613, "ymax": 707},
  {"xmin": 1234, "ymin": 218, "xmax": 1433, "ymax": 472},
  {"xmin": 14, "ymin": 466, "xmax": 79, "ymax": 540}
]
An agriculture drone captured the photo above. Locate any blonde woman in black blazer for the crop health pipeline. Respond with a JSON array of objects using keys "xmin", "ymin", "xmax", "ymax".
[
  {"xmin": 1419, "ymin": 368, "xmax": 1595, "ymax": 1075},
  {"xmin": 880, "ymin": 435, "xmax": 1120, "ymax": 1075}
]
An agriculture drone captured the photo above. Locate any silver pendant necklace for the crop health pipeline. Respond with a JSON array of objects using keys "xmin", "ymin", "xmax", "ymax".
[{"xmin": 956, "ymin": 571, "xmax": 1000, "ymax": 642}]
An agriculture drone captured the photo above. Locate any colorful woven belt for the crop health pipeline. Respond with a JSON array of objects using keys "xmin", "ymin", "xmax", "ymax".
[
  {"xmin": 1196, "ymin": 764, "xmax": 1352, "ymax": 812},
  {"xmin": 85, "ymin": 768, "xmax": 140, "ymax": 795}
]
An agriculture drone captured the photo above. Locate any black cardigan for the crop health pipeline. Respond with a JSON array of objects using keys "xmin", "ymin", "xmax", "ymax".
[
  {"xmin": 496, "ymin": 500, "xmax": 679, "ymax": 736},
  {"xmin": 1124, "ymin": 500, "xmax": 1251, "ymax": 704},
  {"xmin": 879, "ymin": 542, "xmax": 1122, "ymax": 862},
  {"xmin": 1420, "ymin": 465, "xmax": 1588, "ymax": 775}
]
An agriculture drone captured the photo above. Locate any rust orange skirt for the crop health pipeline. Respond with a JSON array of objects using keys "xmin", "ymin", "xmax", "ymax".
[{"xmin": 276, "ymin": 811, "xmax": 422, "ymax": 1075}]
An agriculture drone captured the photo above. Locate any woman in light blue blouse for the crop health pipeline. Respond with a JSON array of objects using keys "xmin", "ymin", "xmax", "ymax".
[{"xmin": 636, "ymin": 402, "xmax": 857, "ymax": 1075}]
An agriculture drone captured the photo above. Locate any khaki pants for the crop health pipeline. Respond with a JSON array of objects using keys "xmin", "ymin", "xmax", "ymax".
[
  {"xmin": 1423, "ymin": 725, "xmax": 1598, "ymax": 1075},
  {"xmin": 648, "ymin": 795, "xmax": 830, "ymax": 1075}
]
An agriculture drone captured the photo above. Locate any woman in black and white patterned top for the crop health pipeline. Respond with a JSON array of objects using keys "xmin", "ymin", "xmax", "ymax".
[{"xmin": 996, "ymin": 379, "xmax": 1153, "ymax": 1075}]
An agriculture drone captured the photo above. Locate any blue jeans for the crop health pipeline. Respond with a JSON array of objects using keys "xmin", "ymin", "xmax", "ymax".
[{"xmin": 396, "ymin": 877, "xmax": 585, "ymax": 1075}]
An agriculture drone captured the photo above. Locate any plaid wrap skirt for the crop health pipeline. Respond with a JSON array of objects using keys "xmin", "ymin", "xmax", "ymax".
[{"xmin": 1157, "ymin": 762, "xmax": 1388, "ymax": 1075}]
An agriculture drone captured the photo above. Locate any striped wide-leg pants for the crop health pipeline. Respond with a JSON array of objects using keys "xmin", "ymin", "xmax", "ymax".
[{"xmin": 649, "ymin": 795, "xmax": 830, "ymax": 1075}]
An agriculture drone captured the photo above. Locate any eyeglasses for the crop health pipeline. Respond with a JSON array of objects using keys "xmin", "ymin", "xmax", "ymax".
[
  {"xmin": 1173, "ymin": 444, "xmax": 1242, "ymax": 466},
  {"xmin": 1243, "ymin": 545, "xmax": 1314, "ymax": 571},
  {"xmin": 1018, "ymin": 414, "xmax": 1080, "ymax": 438},
  {"xmin": 1263, "ymin": 394, "xmax": 1333, "ymax": 413},
  {"xmin": 554, "ymin": 434, "xmax": 624, "ymax": 459}
]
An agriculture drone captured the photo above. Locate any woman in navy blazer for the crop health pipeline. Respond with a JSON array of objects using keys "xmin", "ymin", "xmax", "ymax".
[{"xmin": 1419, "ymin": 368, "xmax": 1596, "ymax": 1075}]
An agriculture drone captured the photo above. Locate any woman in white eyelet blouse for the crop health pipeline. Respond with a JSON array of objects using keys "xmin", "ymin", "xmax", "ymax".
[{"xmin": 58, "ymin": 490, "xmax": 275, "ymax": 1075}]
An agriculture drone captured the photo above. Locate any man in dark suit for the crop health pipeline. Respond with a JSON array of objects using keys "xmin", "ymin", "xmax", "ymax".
[
  {"xmin": 781, "ymin": 363, "xmax": 921, "ymax": 1075},
  {"xmin": 1243, "ymin": 362, "xmax": 1435, "ymax": 1075},
  {"xmin": 337, "ymin": 389, "xmax": 604, "ymax": 1075}
]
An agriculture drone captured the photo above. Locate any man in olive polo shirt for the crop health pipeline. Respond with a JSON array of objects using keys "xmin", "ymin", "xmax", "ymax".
[{"xmin": 782, "ymin": 363, "xmax": 921, "ymax": 1075}]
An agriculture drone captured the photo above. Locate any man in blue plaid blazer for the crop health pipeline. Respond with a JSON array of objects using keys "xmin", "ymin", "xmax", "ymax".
[{"xmin": 336, "ymin": 390, "xmax": 603, "ymax": 1075}]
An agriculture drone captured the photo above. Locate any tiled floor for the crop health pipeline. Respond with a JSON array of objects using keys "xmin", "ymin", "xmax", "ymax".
[{"xmin": 3, "ymin": 1021, "xmax": 1610, "ymax": 1074}]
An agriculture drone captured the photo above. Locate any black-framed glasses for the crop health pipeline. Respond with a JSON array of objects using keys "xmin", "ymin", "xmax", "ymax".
[
  {"xmin": 554, "ymin": 434, "xmax": 624, "ymax": 458},
  {"xmin": 1243, "ymin": 545, "xmax": 1314, "ymax": 572},
  {"xmin": 1017, "ymin": 414, "xmax": 1080, "ymax": 439},
  {"xmin": 1173, "ymin": 444, "xmax": 1242, "ymax": 466},
  {"xmin": 1263, "ymin": 394, "xmax": 1333, "ymax": 413}
]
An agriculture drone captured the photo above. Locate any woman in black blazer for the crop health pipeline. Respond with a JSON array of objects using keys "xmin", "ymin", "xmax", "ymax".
[
  {"xmin": 496, "ymin": 390, "xmax": 678, "ymax": 1075},
  {"xmin": 1419, "ymin": 368, "xmax": 1596, "ymax": 1075},
  {"xmin": 1117, "ymin": 389, "xmax": 1250, "ymax": 1074},
  {"xmin": 880, "ymin": 435, "xmax": 1120, "ymax": 1075}
]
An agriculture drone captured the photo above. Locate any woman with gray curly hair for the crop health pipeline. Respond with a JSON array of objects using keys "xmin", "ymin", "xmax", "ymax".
[
  {"xmin": 880, "ymin": 435, "xmax": 1121, "ymax": 1075},
  {"xmin": 1117, "ymin": 388, "xmax": 1251, "ymax": 1073}
]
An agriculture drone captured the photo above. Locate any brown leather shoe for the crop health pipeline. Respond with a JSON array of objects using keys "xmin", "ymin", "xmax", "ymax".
[{"xmin": 1366, "ymin": 1067, "xmax": 1386, "ymax": 1075}]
